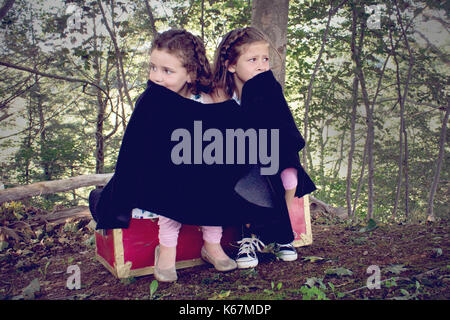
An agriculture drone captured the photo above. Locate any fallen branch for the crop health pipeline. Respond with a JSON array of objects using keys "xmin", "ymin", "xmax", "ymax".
[
  {"xmin": 0, "ymin": 173, "xmax": 113, "ymax": 204},
  {"xmin": 309, "ymin": 196, "xmax": 348, "ymax": 219},
  {"xmin": 31, "ymin": 206, "xmax": 92, "ymax": 225}
]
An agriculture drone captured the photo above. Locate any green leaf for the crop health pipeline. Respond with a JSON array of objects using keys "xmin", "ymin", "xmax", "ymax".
[
  {"xmin": 0, "ymin": 241, "xmax": 9, "ymax": 252},
  {"xmin": 277, "ymin": 282, "xmax": 283, "ymax": 291},
  {"xmin": 218, "ymin": 290, "xmax": 231, "ymax": 298},
  {"xmin": 325, "ymin": 267, "xmax": 353, "ymax": 277},
  {"xmin": 384, "ymin": 264, "xmax": 407, "ymax": 275},
  {"xmin": 149, "ymin": 279, "xmax": 158, "ymax": 299},
  {"xmin": 400, "ymin": 289, "xmax": 410, "ymax": 297}
]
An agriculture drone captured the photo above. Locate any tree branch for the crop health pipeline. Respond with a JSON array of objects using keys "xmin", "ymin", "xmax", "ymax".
[
  {"xmin": 0, "ymin": 0, "xmax": 15, "ymax": 21},
  {"xmin": 0, "ymin": 60, "xmax": 111, "ymax": 101}
]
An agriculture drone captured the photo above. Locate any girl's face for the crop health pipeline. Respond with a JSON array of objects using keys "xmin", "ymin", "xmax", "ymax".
[
  {"xmin": 149, "ymin": 49, "xmax": 192, "ymax": 98},
  {"xmin": 227, "ymin": 41, "xmax": 270, "ymax": 91}
]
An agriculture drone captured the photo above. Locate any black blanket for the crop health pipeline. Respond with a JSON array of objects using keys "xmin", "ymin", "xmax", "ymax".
[
  {"xmin": 90, "ymin": 70, "xmax": 316, "ymax": 230},
  {"xmin": 241, "ymin": 71, "xmax": 316, "ymax": 201}
]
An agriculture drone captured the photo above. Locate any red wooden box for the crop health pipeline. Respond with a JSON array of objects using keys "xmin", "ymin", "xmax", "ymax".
[
  {"xmin": 94, "ymin": 195, "xmax": 312, "ymax": 278},
  {"xmin": 290, "ymin": 195, "xmax": 313, "ymax": 247}
]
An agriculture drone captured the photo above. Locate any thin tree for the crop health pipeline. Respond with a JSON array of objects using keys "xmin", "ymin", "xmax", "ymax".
[
  {"xmin": 351, "ymin": 2, "xmax": 375, "ymax": 220},
  {"xmin": 347, "ymin": 0, "xmax": 360, "ymax": 221},
  {"xmin": 302, "ymin": 0, "xmax": 348, "ymax": 171},
  {"xmin": 97, "ymin": 0, "xmax": 134, "ymax": 110},
  {"xmin": 427, "ymin": 100, "xmax": 449, "ymax": 222}
]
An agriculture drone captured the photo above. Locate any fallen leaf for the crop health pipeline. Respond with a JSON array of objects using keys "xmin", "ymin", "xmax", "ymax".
[
  {"xmin": 22, "ymin": 278, "xmax": 40, "ymax": 300},
  {"xmin": 432, "ymin": 248, "xmax": 443, "ymax": 257},
  {"xmin": 305, "ymin": 277, "xmax": 326, "ymax": 289},
  {"xmin": 303, "ymin": 256, "xmax": 325, "ymax": 263}
]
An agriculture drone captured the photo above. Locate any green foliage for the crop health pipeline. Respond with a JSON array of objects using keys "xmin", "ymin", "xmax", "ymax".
[{"xmin": 299, "ymin": 284, "xmax": 329, "ymax": 300}]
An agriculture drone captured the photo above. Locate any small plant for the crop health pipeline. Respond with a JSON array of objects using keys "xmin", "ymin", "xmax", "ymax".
[
  {"xmin": 300, "ymin": 285, "xmax": 329, "ymax": 300},
  {"xmin": 149, "ymin": 279, "xmax": 158, "ymax": 299},
  {"xmin": 391, "ymin": 281, "xmax": 422, "ymax": 300},
  {"xmin": 384, "ymin": 278, "xmax": 398, "ymax": 288},
  {"xmin": 210, "ymin": 290, "xmax": 231, "ymax": 300},
  {"xmin": 327, "ymin": 282, "xmax": 345, "ymax": 299},
  {"xmin": 239, "ymin": 268, "xmax": 259, "ymax": 279},
  {"xmin": 120, "ymin": 277, "xmax": 136, "ymax": 285},
  {"xmin": 264, "ymin": 281, "xmax": 283, "ymax": 295},
  {"xmin": 201, "ymin": 273, "xmax": 223, "ymax": 285},
  {"xmin": 39, "ymin": 261, "xmax": 51, "ymax": 280}
]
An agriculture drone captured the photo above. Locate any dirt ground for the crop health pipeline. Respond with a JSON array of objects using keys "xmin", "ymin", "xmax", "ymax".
[{"xmin": 0, "ymin": 209, "xmax": 449, "ymax": 301}]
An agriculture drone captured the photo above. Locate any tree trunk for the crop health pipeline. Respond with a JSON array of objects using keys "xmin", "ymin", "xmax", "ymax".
[
  {"xmin": 251, "ymin": 0, "xmax": 289, "ymax": 88},
  {"xmin": 347, "ymin": 4, "xmax": 359, "ymax": 221},
  {"xmin": 37, "ymin": 76, "xmax": 49, "ymax": 180},
  {"xmin": 352, "ymin": 2, "xmax": 374, "ymax": 221},
  {"xmin": 97, "ymin": 0, "xmax": 134, "ymax": 110},
  {"xmin": 30, "ymin": 17, "xmax": 50, "ymax": 181},
  {"xmin": 391, "ymin": 45, "xmax": 403, "ymax": 219},
  {"xmin": 143, "ymin": 0, "xmax": 158, "ymax": 36},
  {"xmin": 427, "ymin": 100, "xmax": 449, "ymax": 222},
  {"xmin": 395, "ymin": 0, "xmax": 414, "ymax": 219},
  {"xmin": 92, "ymin": 14, "xmax": 106, "ymax": 174}
]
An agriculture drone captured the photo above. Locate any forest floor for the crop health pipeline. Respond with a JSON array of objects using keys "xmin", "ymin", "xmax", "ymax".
[{"xmin": 0, "ymin": 205, "xmax": 449, "ymax": 301}]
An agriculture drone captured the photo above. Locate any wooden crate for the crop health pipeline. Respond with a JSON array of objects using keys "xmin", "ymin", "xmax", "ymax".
[{"xmin": 94, "ymin": 195, "xmax": 312, "ymax": 278}]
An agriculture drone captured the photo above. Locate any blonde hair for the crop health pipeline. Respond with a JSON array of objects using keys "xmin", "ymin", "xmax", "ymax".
[{"xmin": 151, "ymin": 29, "xmax": 212, "ymax": 94}]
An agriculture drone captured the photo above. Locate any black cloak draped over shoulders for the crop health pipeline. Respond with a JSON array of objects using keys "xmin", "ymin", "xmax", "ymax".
[
  {"xmin": 241, "ymin": 71, "xmax": 316, "ymax": 199},
  {"xmin": 90, "ymin": 71, "xmax": 316, "ymax": 230}
]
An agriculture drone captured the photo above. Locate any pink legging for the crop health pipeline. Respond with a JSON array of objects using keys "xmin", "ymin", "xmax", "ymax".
[
  {"xmin": 158, "ymin": 168, "xmax": 298, "ymax": 247},
  {"xmin": 158, "ymin": 216, "xmax": 222, "ymax": 247}
]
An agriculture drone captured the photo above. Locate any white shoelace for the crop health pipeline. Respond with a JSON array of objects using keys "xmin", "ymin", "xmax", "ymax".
[{"xmin": 237, "ymin": 237, "xmax": 265, "ymax": 257}]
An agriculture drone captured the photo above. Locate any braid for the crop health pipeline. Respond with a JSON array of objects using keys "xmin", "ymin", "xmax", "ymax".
[
  {"xmin": 150, "ymin": 29, "xmax": 212, "ymax": 95},
  {"xmin": 212, "ymin": 27, "xmax": 267, "ymax": 98},
  {"xmin": 190, "ymin": 34, "xmax": 213, "ymax": 94}
]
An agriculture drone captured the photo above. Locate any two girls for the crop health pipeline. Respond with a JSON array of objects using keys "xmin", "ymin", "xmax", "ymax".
[{"xmin": 146, "ymin": 27, "xmax": 310, "ymax": 278}]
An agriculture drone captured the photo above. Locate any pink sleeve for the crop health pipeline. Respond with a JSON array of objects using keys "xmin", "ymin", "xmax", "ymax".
[{"xmin": 280, "ymin": 168, "xmax": 298, "ymax": 190}]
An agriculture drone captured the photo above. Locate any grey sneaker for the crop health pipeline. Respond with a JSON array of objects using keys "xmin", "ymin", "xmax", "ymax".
[
  {"xmin": 236, "ymin": 236, "xmax": 265, "ymax": 269},
  {"xmin": 274, "ymin": 243, "xmax": 298, "ymax": 261}
]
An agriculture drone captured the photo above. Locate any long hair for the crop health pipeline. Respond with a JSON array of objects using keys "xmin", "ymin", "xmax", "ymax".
[
  {"xmin": 212, "ymin": 27, "xmax": 269, "ymax": 98},
  {"xmin": 151, "ymin": 29, "xmax": 212, "ymax": 94}
]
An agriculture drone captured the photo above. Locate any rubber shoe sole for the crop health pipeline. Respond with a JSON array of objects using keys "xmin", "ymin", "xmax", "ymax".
[{"xmin": 236, "ymin": 256, "xmax": 259, "ymax": 269}]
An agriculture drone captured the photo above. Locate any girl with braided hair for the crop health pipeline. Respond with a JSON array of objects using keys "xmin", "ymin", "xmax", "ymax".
[
  {"xmin": 141, "ymin": 29, "xmax": 237, "ymax": 281},
  {"xmin": 212, "ymin": 27, "xmax": 316, "ymax": 269}
]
